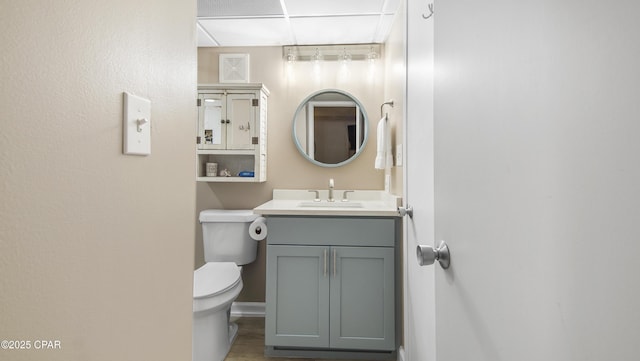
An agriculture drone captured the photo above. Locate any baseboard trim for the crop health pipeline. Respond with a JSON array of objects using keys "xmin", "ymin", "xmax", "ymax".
[
  {"xmin": 266, "ymin": 346, "xmax": 396, "ymax": 360},
  {"xmin": 397, "ymin": 346, "xmax": 405, "ymax": 361},
  {"xmin": 231, "ymin": 301, "xmax": 265, "ymax": 317}
]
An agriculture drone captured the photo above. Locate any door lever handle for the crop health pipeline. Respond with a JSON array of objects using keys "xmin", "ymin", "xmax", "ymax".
[
  {"xmin": 398, "ymin": 206, "xmax": 413, "ymax": 218},
  {"xmin": 417, "ymin": 241, "xmax": 450, "ymax": 269}
]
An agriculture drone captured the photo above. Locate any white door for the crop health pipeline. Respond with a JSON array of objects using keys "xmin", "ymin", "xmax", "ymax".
[
  {"xmin": 403, "ymin": 0, "xmax": 436, "ymax": 360},
  {"xmin": 406, "ymin": 0, "xmax": 640, "ymax": 360}
]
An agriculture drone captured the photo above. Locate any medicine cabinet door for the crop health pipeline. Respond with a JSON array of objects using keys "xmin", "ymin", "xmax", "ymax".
[{"xmin": 197, "ymin": 93, "xmax": 226, "ymax": 150}]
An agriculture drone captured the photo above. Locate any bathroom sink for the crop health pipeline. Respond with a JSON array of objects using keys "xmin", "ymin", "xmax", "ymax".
[
  {"xmin": 253, "ymin": 189, "xmax": 402, "ymax": 217},
  {"xmin": 297, "ymin": 201, "xmax": 363, "ymax": 208}
]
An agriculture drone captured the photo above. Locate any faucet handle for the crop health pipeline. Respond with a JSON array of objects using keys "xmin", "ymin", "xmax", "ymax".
[
  {"xmin": 308, "ymin": 190, "xmax": 321, "ymax": 202},
  {"xmin": 329, "ymin": 178, "xmax": 334, "ymax": 188},
  {"xmin": 342, "ymin": 190, "xmax": 354, "ymax": 202}
]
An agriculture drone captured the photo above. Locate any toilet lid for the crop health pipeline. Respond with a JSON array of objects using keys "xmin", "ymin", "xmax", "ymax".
[{"xmin": 193, "ymin": 262, "xmax": 241, "ymax": 299}]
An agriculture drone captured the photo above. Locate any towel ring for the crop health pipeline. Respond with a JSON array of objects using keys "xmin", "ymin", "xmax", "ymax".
[{"xmin": 381, "ymin": 100, "xmax": 394, "ymax": 119}]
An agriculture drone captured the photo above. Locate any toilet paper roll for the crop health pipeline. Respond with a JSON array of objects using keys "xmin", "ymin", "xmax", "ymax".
[{"xmin": 249, "ymin": 217, "xmax": 267, "ymax": 241}]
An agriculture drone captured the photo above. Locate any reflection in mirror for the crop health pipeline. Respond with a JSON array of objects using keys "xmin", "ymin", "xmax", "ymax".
[{"xmin": 293, "ymin": 90, "xmax": 368, "ymax": 167}]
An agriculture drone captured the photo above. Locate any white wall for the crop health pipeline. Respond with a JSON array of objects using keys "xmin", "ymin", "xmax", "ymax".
[
  {"xmin": 433, "ymin": 1, "xmax": 640, "ymax": 360},
  {"xmin": 1, "ymin": 1, "xmax": 197, "ymax": 360}
]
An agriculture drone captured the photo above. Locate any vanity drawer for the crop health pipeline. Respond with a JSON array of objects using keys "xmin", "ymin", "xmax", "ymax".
[{"xmin": 266, "ymin": 216, "xmax": 396, "ymax": 247}]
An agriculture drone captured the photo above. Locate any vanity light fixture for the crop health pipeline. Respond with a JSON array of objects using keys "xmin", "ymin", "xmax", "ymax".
[
  {"xmin": 312, "ymin": 48, "xmax": 323, "ymax": 82},
  {"xmin": 285, "ymin": 48, "xmax": 297, "ymax": 81},
  {"xmin": 312, "ymin": 48, "xmax": 324, "ymax": 63},
  {"xmin": 283, "ymin": 44, "xmax": 382, "ymax": 62},
  {"xmin": 286, "ymin": 48, "xmax": 297, "ymax": 64},
  {"xmin": 338, "ymin": 47, "xmax": 353, "ymax": 82},
  {"xmin": 367, "ymin": 46, "xmax": 379, "ymax": 64},
  {"xmin": 366, "ymin": 45, "xmax": 379, "ymax": 84},
  {"xmin": 340, "ymin": 48, "xmax": 352, "ymax": 64}
]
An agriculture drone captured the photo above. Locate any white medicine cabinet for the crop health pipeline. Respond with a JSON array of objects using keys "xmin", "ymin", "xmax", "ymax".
[{"xmin": 196, "ymin": 83, "xmax": 269, "ymax": 182}]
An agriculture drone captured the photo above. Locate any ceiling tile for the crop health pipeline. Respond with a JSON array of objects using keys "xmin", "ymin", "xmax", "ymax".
[
  {"xmin": 198, "ymin": 0, "xmax": 284, "ymax": 17},
  {"xmin": 374, "ymin": 15, "xmax": 396, "ymax": 43},
  {"xmin": 197, "ymin": 24, "xmax": 219, "ymax": 47},
  {"xmin": 196, "ymin": 0, "xmax": 399, "ymax": 47},
  {"xmin": 284, "ymin": 0, "xmax": 386, "ymax": 16},
  {"xmin": 198, "ymin": 18, "xmax": 293, "ymax": 46},
  {"xmin": 289, "ymin": 15, "xmax": 381, "ymax": 45},
  {"xmin": 382, "ymin": 0, "xmax": 401, "ymax": 13}
]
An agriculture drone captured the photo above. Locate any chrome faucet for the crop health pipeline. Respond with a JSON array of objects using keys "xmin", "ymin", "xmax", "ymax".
[
  {"xmin": 328, "ymin": 178, "xmax": 335, "ymax": 202},
  {"xmin": 308, "ymin": 189, "xmax": 320, "ymax": 202},
  {"xmin": 342, "ymin": 190, "xmax": 354, "ymax": 202}
]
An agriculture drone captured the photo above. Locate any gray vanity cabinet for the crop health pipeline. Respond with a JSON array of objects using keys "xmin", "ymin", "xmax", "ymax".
[
  {"xmin": 265, "ymin": 245, "xmax": 330, "ymax": 348},
  {"xmin": 329, "ymin": 246, "xmax": 394, "ymax": 350},
  {"xmin": 265, "ymin": 216, "xmax": 397, "ymax": 357}
]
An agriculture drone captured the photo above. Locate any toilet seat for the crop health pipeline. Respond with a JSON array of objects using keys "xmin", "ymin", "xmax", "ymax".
[{"xmin": 194, "ymin": 262, "xmax": 241, "ymax": 299}]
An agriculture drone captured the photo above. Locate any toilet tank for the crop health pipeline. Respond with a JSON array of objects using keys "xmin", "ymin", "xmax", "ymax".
[{"xmin": 199, "ymin": 209, "xmax": 259, "ymax": 265}]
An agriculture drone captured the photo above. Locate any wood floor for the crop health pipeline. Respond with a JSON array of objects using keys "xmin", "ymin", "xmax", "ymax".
[{"xmin": 225, "ymin": 317, "xmax": 378, "ymax": 361}]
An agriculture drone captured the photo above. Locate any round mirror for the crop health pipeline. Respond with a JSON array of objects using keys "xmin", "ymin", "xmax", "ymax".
[{"xmin": 292, "ymin": 89, "xmax": 369, "ymax": 167}]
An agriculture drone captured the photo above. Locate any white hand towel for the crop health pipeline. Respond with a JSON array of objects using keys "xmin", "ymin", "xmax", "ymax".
[{"xmin": 374, "ymin": 117, "xmax": 392, "ymax": 170}]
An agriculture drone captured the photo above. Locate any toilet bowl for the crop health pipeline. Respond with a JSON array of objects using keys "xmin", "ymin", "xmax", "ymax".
[
  {"xmin": 193, "ymin": 262, "xmax": 242, "ymax": 361},
  {"xmin": 192, "ymin": 209, "xmax": 260, "ymax": 361}
]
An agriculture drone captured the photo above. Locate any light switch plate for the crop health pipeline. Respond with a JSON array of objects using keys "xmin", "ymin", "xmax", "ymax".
[
  {"xmin": 123, "ymin": 92, "xmax": 151, "ymax": 155},
  {"xmin": 396, "ymin": 144, "xmax": 403, "ymax": 166}
]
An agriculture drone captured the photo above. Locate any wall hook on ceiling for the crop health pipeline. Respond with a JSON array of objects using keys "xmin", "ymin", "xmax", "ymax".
[{"xmin": 422, "ymin": 3, "xmax": 434, "ymax": 20}]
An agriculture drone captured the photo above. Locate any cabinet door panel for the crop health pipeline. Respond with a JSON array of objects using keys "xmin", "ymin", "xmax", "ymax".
[
  {"xmin": 265, "ymin": 245, "xmax": 330, "ymax": 348},
  {"xmin": 227, "ymin": 94, "xmax": 256, "ymax": 150},
  {"xmin": 198, "ymin": 93, "xmax": 225, "ymax": 149},
  {"xmin": 330, "ymin": 246, "xmax": 395, "ymax": 350}
]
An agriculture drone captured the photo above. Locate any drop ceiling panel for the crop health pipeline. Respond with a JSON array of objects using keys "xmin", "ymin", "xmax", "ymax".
[
  {"xmin": 382, "ymin": 0, "xmax": 401, "ymax": 13},
  {"xmin": 285, "ymin": 0, "xmax": 386, "ymax": 16},
  {"xmin": 198, "ymin": 18, "xmax": 293, "ymax": 46},
  {"xmin": 196, "ymin": 0, "xmax": 399, "ymax": 46},
  {"xmin": 197, "ymin": 24, "xmax": 219, "ymax": 47},
  {"xmin": 289, "ymin": 16, "xmax": 381, "ymax": 45},
  {"xmin": 373, "ymin": 15, "xmax": 396, "ymax": 43},
  {"xmin": 198, "ymin": 0, "xmax": 284, "ymax": 17}
]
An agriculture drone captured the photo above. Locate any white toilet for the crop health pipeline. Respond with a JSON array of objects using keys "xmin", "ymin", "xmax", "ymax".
[{"xmin": 192, "ymin": 209, "xmax": 260, "ymax": 361}]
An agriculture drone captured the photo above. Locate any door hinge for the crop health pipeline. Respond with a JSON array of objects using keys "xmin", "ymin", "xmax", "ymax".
[
  {"xmin": 252, "ymin": 99, "xmax": 259, "ymax": 107},
  {"xmin": 196, "ymin": 136, "xmax": 201, "ymax": 144},
  {"xmin": 197, "ymin": 98, "xmax": 201, "ymax": 107},
  {"xmin": 252, "ymin": 137, "xmax": 259, "ymax": 145}
]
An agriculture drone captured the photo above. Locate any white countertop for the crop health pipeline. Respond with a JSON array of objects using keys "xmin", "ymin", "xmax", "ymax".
[{"xmin": 254, "ymin": 189, "xmax": 402, "ymax": 217}]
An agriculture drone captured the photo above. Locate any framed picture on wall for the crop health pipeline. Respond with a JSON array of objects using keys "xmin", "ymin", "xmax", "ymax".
[{"xmin": 219, "ymin": 54, "xmax": 250, "ymax": 83}]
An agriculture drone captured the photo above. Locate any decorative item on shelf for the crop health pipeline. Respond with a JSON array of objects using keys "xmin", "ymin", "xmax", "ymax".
[
  {"xmin": 206, "ymin": 162, "xmax": 218, "ymax": 177},
  {"xmin": 219, "ymin": 169, "xmax": 232, "ymax": 177}
]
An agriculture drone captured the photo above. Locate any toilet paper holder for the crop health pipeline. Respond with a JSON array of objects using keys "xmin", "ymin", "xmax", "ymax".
[{"xmin": 249, "ymin": 217, "xmax": 268, "ymax": 241}]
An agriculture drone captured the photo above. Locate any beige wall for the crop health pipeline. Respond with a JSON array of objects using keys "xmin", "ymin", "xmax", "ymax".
[
  {"xmin": 1, "ymin": 2, "xmax": 196, "ymax": 361},
  {"xmin": 384, "ymin": 1, "xmax": 407, "ymax": 197},
  {"xmin": 196, "ymin": 47, "xmax": 388, "ymax": 300},
  {"xmin": 383, "ymin": 0, "xmax": 408, "ymax": 349}
]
